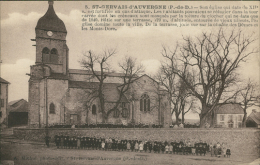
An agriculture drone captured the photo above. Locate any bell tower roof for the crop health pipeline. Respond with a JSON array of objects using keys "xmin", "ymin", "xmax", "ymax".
[{"xmin": 35, "ymin": 1, "xmax": 67, "ymax": 33}]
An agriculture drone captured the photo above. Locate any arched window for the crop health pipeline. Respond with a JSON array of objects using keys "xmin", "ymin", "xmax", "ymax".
[
  {"xmin": 92, "ymin": 104, "xmax": 96, "ymax": 115},
  {"xmin": 122, "ymin": 108, "xmax": 129, "ymax": 118},
  {"xmin": 140, "ymin": 94, "xmax": 150, "ymax": 112},
  {"xmin": 49, "ymin": 103, "xmax": 55, "ymax": 114},
  {"xmin": 113, "ymin": 109, "xmax": 119, "ymax": 118},
  {"xmin": 42, "ymin": 47, "xmax": 50, "ymax": 63},
  {"xmin": 50, "ymin": 48, "xmax": 59, "ymax": 64}
]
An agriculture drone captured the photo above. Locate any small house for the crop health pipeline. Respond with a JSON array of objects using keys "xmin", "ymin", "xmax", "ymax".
[
  {"xmin": 8, "ymin": 99, "xmax": 28, "ymax": 127},
  {"xmin": 214, "ymin": 103, "xmax": 244, "ymax": 128},
  {"xmin": 246, "ymin": 110, "xmax": 260, "ymax": 128}
]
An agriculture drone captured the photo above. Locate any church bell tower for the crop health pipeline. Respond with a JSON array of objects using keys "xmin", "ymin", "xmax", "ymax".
[
  {"xmin": 28, "ymin": 1, "xmax": 69, "ymax": 127},
  {"xmin": 34, "ymin": 0, "xmax": 69, "ymax": 75}
]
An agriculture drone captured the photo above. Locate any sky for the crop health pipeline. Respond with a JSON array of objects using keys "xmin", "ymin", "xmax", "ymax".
[{"xmin": 1, "ymin": 1, "xmax": 259, "ymax": 119}]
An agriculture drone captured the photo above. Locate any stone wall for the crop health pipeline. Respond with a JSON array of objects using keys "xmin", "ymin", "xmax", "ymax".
[{"xmin": 13, "ymin": 128, "xmax": 260, "ymax": 157}]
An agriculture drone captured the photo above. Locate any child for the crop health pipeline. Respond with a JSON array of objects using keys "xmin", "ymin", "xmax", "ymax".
[
  {"xmin": 131, "ymin": 140, "xmax": 135, "ymax": 152},
  {"xmin": 209, "ymin": 143, "xmax": 213, "ymax": 157},
  {"xmin": 135, "ymin": 141, "xmax": 139, "ymax": 152},
  {"xmin": 191, "ymin": 146, "xmax": 196, "ymax": 155},
  {"xmin": 148, "ymin": 141, "xmax": 153, "ymax": 153},
  {"xmin": 101, "ymin": 140, "xmax": 105, "ymax": 150},
  {"xmin": 226, "ymin": 144, "xmax": 231, "ymax": 158},
  {"xmin": 213, "ymin": 143, "xmax": 217, "ymax": 157},
  {"xmin": 169, "ymin": 143, "xmax": 173, "ymax": 154},
  {"xmin": 165, "ymin": 143, "xmax": 169, "ymax": 154},
  {"xmin": 153, "ymin": 142, "xmax": 158, "ymax": 153},
  {"xmin": 144, "ymin": 141, "xmax": 147, "ymax": 152},
  {"xmin": 127, "ymin": 140, "xmax": 131, "ymax": 151},
  {"xmin": 222, "ymin": 143, "xmax": 227, "ymax": 157},
  {"xmin": 105, "ymin": 138, "xmax": 109, "ymax": 151},
  {"xmin": 216, "ymin": 142, "xmax": 221, "ymax": 158},
  {"xmin": 139, "ymin": 141, "xmax": 144, "ymax": 152},
  {"xmin": 77, "ymin": 137, "xmax": 81, "ymax": 149},
  {"xmin": 161, "ymin": 142, "xmax": 165, "ymax": 154}
]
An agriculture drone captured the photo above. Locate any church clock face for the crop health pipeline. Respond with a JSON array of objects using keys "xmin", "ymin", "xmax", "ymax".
[{"xmin": 47, "ymin": 31, "xmax": 53, "ymax": 36}]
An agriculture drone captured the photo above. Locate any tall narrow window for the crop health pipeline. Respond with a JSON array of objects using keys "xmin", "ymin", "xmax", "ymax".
[
  {"xmin": 228, "ymin": 115, "xmax": 233, "ymax": 128},
  {"xmin": 220, "ymin": 115, "xmax": 224, "ymax": 121},
  {"xmin": 140, "ymin": 94, "xmax": 150, "ymax": 112},
  {"xmin": 113, "ymin": 109, "xmax": 119, "ymax": 118},
  {"xmin": 42, "ymin": 47, "xmax": 50, "ymax": 63},
  {"xmin": 92, "ymin": 104, "xmax": 96, "ymax": 115},
  {"xmin": 49, "ymin": 103, "xmax": 55, "ymax": 114},
  {"xmin": 50, "ymin": 48, "xmax": 59, "ymax": 64},
  {"xmin": 122, "ymin": 108, "xmax": 129, "ymax": 118}
]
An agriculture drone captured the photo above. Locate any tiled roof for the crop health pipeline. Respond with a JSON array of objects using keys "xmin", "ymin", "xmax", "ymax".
[
  {"xmin": 8, "ymin": 99, "xmax": 22, "ymax": 106},
  {"xmin": 8, "ymin": 99, "xmax": 28, "ymax": 113},
  {"xmin": 69, "ymin": 81, "xmax": 128, "ymax": 103},
  {"xmin": 214, "ymin": 103, "xmax": 244, "ymax": 114},
  {"xmin": 0, "ymin": 77, "xmax": 10, "ymax": 84},
  {"xmin": 248, "ymin": 111, "xmax": 260, "ymax": 125}
]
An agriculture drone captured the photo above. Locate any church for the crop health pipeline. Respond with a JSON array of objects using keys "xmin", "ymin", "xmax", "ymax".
[{"xmin": 28, "ymin": 1, "xmax": 171, "ymax": 128}]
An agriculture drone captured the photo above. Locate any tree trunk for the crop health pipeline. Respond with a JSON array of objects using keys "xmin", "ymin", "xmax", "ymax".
[
  {"xmin": 242, "ymin": 112, "xmax": 247, "ymax": 128},
  {"xmin": 175, "ymin": 113, "xmax": 179, "ymax": 125},
  {"xmin": 199, "ymin": 115, "xmax": 207, "ymax": 128},
  {"xmin": 210, "ymin": 111, "xmax": 215, "ymax": 128},
  {"xmin": 181, "ymin": 111, "xmax": 185, "ymax": 124},
  {"xmin": 199, "ymin": 104, "xmax": 209, "ymax": 128}
]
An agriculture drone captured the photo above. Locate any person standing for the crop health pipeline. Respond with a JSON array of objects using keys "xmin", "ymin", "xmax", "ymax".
[
  {"xmin": 165, "ymin": 143, "xmax": 169, "ymax": 154},
  {"xmin": 139, "ymin": 141, "xmax": 143, "ymax": 152},
  {"xmin": 127, "ymin": 140, "xmax": 131, "ymax": 151},
  {"xmin": 77, "ymin": 137, "xmax": 81, "ymax": 149},
  {"xmin": 45, "ymin": 135, "xmax": 50, "ymax": 148},
  {"xmin": 60, "ymin": 135, "xmax": 64, "ymax": 149},
  {"xmin": 135, "ymin": 141, "xmax": 139, "ymax": 152}
]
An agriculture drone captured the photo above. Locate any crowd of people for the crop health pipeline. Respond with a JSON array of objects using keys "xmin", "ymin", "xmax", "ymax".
[
  {"xmin": 52, "ymin": 135, "xmax": 231, "ymax": 157},
  {"xmin": 47, "ymin": 123, "xmax": 199, "ymax": 129}
]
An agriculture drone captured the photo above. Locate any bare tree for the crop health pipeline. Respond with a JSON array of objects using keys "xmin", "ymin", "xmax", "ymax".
[
  {"xmin": 106, "ymin": 56, "xmax": 144, "ymax": 118},
  {"xmin": 80, "ymin": 49, "xmax": 116, "ymax": 123},
  {"xmin": 80, "ymin": 50, "xmax": 144, "ymax": 123},
  {"xmin": 161, "ymin": 28, "xmax": 258, "ymax": 127},
  {"xmin": 157, "ymin": 45, "xmax": 195, "ymax": 125},
  {"xmin": 233, "ymin": 79, "xmax": 260, "ymax": 127}
]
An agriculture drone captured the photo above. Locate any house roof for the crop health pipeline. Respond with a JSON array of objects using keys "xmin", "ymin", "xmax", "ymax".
[
  {"xmin": 8, "ymin": 99, "xmax": 28, "ymax": 113},
  {"xmin": 118, "ymin": 74, "xmax": 159, "ymax": 87},
  {"xmin": 0, "ymin": 77, "xmax": 10, "ymax": 84},
  {"xmin": 68, "ymin": 81, "xmax": 128, "ymax": 103},
  {"xmin": 247, "ymin": 111, "xmax": 260, "ymax": 125},
  {"xmin": 214, "ymin": 103, "xmax": 244, "ymax": 114}
]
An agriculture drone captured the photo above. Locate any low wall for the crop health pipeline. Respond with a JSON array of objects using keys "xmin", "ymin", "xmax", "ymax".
[{"xmin": 13, "ymin": 128, "xmax": 260, "ymax": 157}]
